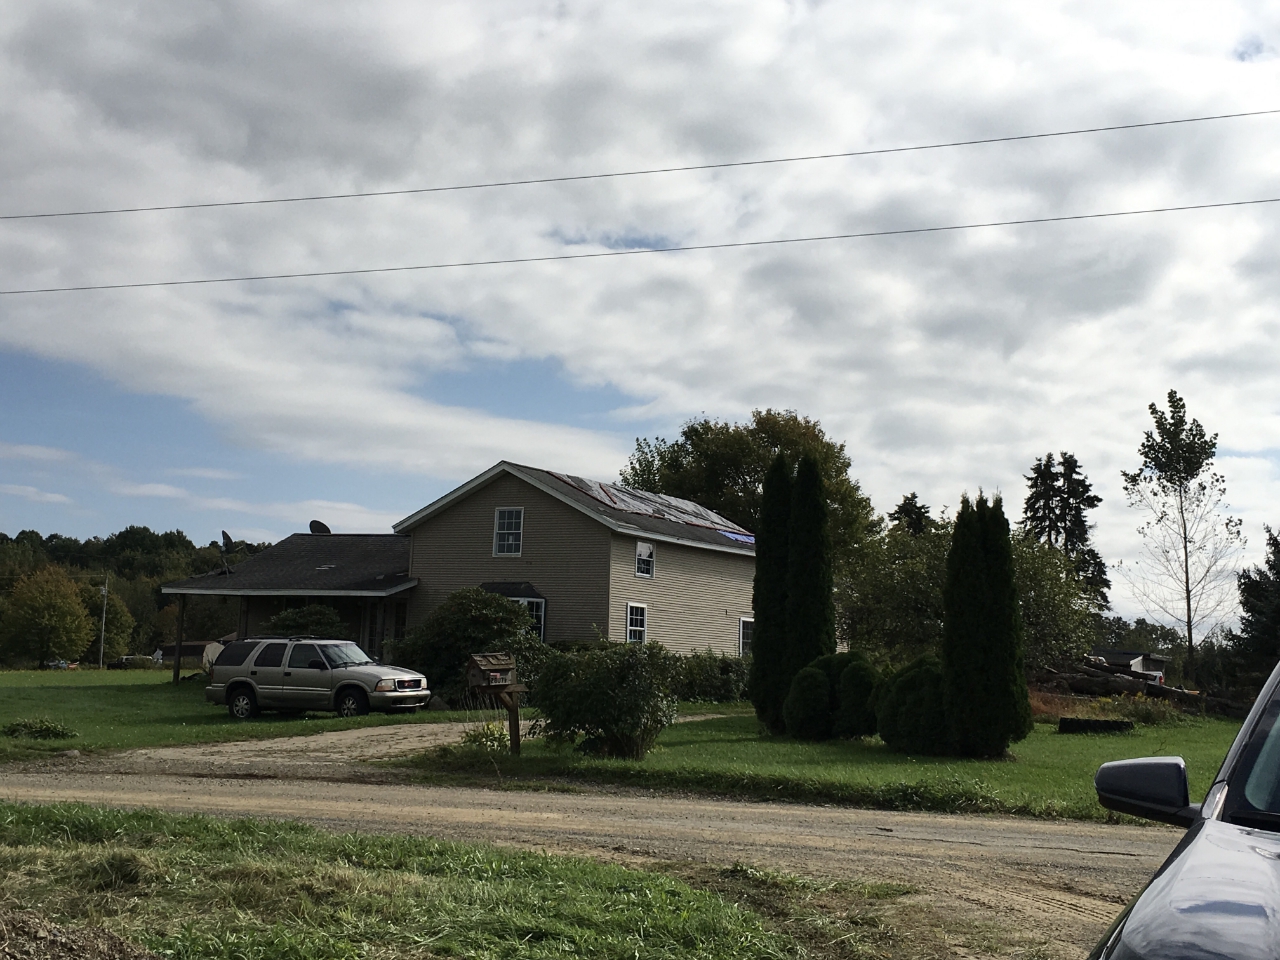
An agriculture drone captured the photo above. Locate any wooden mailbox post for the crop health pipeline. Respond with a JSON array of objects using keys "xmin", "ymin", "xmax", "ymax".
[{"xmin": 465, "ymin": 652, "xmax": 528, "ymax": 755}]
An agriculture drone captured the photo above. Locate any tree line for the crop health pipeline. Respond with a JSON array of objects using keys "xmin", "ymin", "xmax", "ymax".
[
  {"xmin": 0, "ymin": 527, "xmax": 266, "ymax": 665},
  {"xmin": 623, "ymin": 397, "xmax": 1276, "ymax": 694}
]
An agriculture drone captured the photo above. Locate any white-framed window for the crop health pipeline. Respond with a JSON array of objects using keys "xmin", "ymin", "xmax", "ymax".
[
  {"xmin": 493, "ymin": 507, "xmax": 524, "ymax": 556},
  {"xmin": 626, "ymin": 603, "xmax": 647, "ymax": 643},
  {"xmin": 635, "ymin": 541, "xmax": 654, "ymax": 578},
  {"xmin": 512, "ymin": 597, "xmax": 546, "ymax": 640},
  {"xmin": 739, "ymin": 617, "xmax": 754, "ymax": 657}
]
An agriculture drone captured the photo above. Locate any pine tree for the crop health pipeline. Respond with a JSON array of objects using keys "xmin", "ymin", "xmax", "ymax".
[
  {"xmin": 748, "ymin": 453, "xmax": 792, "ymax": 733},
  {"xmin": 785, "ymin": 454, "xmax": 836, "ymax": 678},
  {"xmin": 1022, "ymin": 451, "xmax": 1109, "ymax": 604},
  {"xmin": 888, "ymin": 492, "xmax": 932, "ymax": 536},
  {"xmin": 1238, "ymin": 525, "xmax": 1280, "ymax": 660},
  {"xmin": 942, "ymin": 494, "xmax": 1033, "ymax": 757}
]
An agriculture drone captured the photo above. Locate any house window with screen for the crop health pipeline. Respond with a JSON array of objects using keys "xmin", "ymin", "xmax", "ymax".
[
  {"xmin": 626, "ymin": 603, "xmax": 647, "ymax": 643},
  {"xmin": 739, "ymin": 618, "xmax": 754, "ymax": 657},
  {"xmin": 512, "ymin": 598, "xmax": 546, "ymax": 640},
  {"xmin": 493, "ymin": 507, "xmax": 524, "ymax": 555},
  {"xmin": 635, "ymin": 541, "xmax": 654, "ymax": 578}
]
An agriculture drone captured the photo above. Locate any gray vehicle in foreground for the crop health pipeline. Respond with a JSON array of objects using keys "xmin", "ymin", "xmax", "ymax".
[
  {"xmin": 206, "ymin": 636, "xmax": 429, "ymax": 719},
  {"xmin": 1089, "ymin": 659, "xmax": 1280, "ymax": 959}
]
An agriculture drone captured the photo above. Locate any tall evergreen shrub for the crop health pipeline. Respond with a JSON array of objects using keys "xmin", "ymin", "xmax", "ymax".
[
  {"xmin": 748, "ymin": 453, "xmax": 792, "ymax": 733},
  {"xmin": 785, "ymin": 454, "xmax": 836, "ymax": 680},
  {"xmin": 941, "ymin": 494, "xmax": 1033, "ymax": 757},
  {"xmin": 833, "ymin": 655, "xmax": 879, "ymax": 738}
]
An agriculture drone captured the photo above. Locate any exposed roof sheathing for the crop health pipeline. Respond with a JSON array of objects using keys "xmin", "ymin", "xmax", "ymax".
[{"xmin": 394, "ymin": 461, "xmax": 756, "ymax": 556}]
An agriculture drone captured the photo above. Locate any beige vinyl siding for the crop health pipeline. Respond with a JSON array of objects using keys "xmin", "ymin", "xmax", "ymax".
[
  {"xmin": 607, "ymin": 534, "xmax": 754, "ymax": 656},
  {"xmin": 406, "ymin": 473, "xmax": 611, "ymax": 644}
]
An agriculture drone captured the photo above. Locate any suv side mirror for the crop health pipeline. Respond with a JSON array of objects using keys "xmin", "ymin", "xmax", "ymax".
[
  {"xmin": 1095, "ymin": 756, "xmax": 1200, "ymax": 827},
  {"xmin": 309, "ymin": 659, "xmax": 328, "ymax": 671}
]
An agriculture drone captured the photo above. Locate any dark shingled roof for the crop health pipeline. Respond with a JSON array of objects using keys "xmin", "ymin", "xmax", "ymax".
[
  {"xmin": 394, "ymin": 461, "xmax": 755, "ymax": 556},
  {"xmin": 162, "ymin": 534, "xmax": 415, "ymax": 596}
]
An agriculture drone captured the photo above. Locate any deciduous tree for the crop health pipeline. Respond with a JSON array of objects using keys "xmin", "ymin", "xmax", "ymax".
[
  {"xmin": 1120, "ymin": 390, "xmax": 1244, "ymax": 682},
  {"xmin": 620, "ymin": 409, "xmax": 877, "ymax": 574},
  {"xmin": 0, "ymin": 566, "xmax": 93, "ymax": 664}
]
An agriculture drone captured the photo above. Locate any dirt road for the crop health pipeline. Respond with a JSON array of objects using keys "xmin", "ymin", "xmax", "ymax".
[{"xmin": 3, "ymin": 762, "xmax": 1180, "ymax": 956}]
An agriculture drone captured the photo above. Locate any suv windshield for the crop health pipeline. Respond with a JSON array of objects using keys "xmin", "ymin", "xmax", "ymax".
[
  {"xmin": 321, "ymin": 642, "xmax": 375, "ymax": 668},
  {"xmin": 1223, "ymin": 685, "xmax": 1280, "ymax": 831}
]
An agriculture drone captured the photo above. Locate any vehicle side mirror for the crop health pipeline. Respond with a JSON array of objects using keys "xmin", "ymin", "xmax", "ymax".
[
  {"xmin": 309, "ymin": 659, "xmax": 328, "ymax": 671},
  {"xmin": 1095, "ymin": 756, "xmax": 1200, "ymax": 827}
]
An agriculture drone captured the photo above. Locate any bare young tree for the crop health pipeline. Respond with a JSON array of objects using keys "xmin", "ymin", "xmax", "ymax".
[{"xmin": 1119, "ymin": 390, "xmax": 1243, "ymax": 682}]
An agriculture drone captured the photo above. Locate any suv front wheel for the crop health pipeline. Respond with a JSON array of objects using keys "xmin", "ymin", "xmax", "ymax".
[
  {"xmin": 336, "ymin": 688, "xmax": 369, "ymax": 717},
  {"xmin": 228, "ymin": 687, "xmax": 258, "ymax": 720}
]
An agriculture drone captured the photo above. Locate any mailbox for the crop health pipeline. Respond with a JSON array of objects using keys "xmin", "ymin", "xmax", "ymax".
[
  {"xmin": 464, "ymin": 652, "xmax": 527, "ymax": 756},
  {"xmin": 466, "ymin": 652, "xmax": 518, "ymax": 691}
]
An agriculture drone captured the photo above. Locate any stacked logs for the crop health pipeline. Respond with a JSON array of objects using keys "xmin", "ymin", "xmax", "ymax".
[{"xmin": 1031, "ymin": 662, "xmax": 1251, "ymax": 720}]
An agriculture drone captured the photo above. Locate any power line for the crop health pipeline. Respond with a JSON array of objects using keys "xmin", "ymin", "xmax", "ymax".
[
  {"xmin": 3, "ymin": 108, "xmax": 1278, "ymax": 222},
  {"xmin": 3, "ymin": 195, "xmax": 1277, "ymax": 296}
]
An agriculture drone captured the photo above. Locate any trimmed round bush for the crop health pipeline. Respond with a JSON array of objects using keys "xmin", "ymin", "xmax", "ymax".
[
  {"xmin": 877, "ymin": 655, "xmax": 949, "ymax": 755},
  {"xmin": 807, "ymin": 652, "xmax": 854, "ymax": 715},
  {"xmin": 833, "ymin": 655, "xmax": 879, "ymax": 738},
  {"xmin": 783, "ymin": 667, "xmax": 832, "ymax": 741}
]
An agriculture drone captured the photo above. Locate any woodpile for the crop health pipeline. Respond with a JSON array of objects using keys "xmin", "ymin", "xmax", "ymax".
[{"xmin": 1032, "ymin": 662, "xmax": 1252, "ymax": 720}]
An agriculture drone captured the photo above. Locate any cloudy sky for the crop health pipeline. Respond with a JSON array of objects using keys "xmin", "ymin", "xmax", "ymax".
[{"xmin": 3, "ymin": 1, "xmax": 1280, "ymax": 618}]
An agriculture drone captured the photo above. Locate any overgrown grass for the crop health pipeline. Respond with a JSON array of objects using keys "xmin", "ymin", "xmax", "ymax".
[
  {"xmin": 0, "ymin": 801, "xmax": 796, "ymax": 960},
  {"xmin": 0, "ymin": 669, "xmax": 517, "ymax": 763},
  {"xmin": 411, "ymin": 712, "xmax": 1242, "ymax": 820}
]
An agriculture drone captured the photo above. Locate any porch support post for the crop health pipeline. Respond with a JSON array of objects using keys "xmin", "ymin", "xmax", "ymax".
[
  {"xmin": 237, "ymin": 596, "xmax": 249, "ymax": 639},
  {"xmin": 172, "ymin": 594, "xmax": 186, "ymax": 685}
]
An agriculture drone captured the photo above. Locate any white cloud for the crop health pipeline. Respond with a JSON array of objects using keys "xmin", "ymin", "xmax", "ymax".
[
  {"xmin": 4, "ymin": 1, "xmax": 1280, "ymax": 619},
  {"xmin": 0, "ymin": 484, "xmax": 71, "ymax": 504},
  {"xmin": 0, "ymin": 442, "xmax": 75, "ymax": 462},
  {"xmin": 166, "ymin": 467, "xmax": 244, "ymax": 480}
]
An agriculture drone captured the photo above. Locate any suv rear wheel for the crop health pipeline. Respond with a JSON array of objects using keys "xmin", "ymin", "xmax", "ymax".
[
  {"xmin": 336, "ymin": 688, "xmax": 369, "ymax": 717},
  {"xmin": 228, "ymin": 687, "xmax": 258, "ymax": 720}
]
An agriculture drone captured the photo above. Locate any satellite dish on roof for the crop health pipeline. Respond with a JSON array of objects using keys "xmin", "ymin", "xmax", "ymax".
[
  {"xmin": 221, "ymin": 530, "xmax": 234, "ymax": 553},
  {"xmin": 309, "ymin": 520, "xmax": 332, "ymax": 535}
]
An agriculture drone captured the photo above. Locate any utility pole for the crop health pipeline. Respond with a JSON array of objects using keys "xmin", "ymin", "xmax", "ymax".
[{"xmin": 98, "ymin": 574, "xmax": 110, "ymax": 669}]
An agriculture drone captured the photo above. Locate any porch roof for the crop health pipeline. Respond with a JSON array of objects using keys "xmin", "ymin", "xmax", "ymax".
[{"xmin": 161, "ymin": 533, "xmax": 416, "ymax": 598}]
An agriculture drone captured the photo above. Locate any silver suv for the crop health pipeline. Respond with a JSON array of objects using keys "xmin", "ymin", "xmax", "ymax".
[{"xmin": 206, "ymin": 637, "xmax": 429, "ymax": 719}]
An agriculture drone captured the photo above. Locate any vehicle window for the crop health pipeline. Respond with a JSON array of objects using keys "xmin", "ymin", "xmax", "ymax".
[
  {"xmin": 321, "ymin": 642, "xmax": 374, "ymax": 667},
  {"xmin": 1224, "ymin": 693, "xmax": 1280, "ymax": 828},
  {"xmin": 253, "ymin": 642, "xmax": 287, "ymax": 668},
  {"xmin": 214, "ymin": 642, "xmax": 256, "ymax": 668},
  {"xmin": 289, "ymin": 643, "xmax": 320, "ymax": 669}
]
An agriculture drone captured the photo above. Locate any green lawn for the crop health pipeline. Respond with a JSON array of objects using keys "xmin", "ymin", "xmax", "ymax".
[
  {"xmin": 414, "ymin": 711, "xmax": 1243, "ymax": 820},
  {"xmin": 0, "ymin": 801, "xmax": 799, "ymax": 960},
  {"xmin": 0, "ymin": 669, "xmax": 510, "ymax": 763}
]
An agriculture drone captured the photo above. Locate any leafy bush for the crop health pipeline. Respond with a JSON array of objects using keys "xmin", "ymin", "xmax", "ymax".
[
  {"xmin": 3, "ymin": 717, "xmax": 78, "ymax": 740},
  {"xmin": 263, "ymin": 604, "xmax": 351, "ymax": 639},
  {"xmin": 877, "ymin": 655, "xmax": 949, "ymax": 755},
  {"xmin": 674, "ymin": 649, "xmax": 750, "ymax": 702},
  {"xmin": 459, "ymin": 721, "xmax": 510, "ymax": 753},
  {"xmin": 783, "ymin": 667, "xmax": 832, "ymax": 740},
  {"xmin": 535, "ymin": 643, "xmax": 680, "ymax": 759},
  {"xmin": 388, "ymin": 588, "xmax": 539, "ymax": 704},
  {"xmin": 833, "ymin": 656, "xmax": 879, "ymax": 738}
]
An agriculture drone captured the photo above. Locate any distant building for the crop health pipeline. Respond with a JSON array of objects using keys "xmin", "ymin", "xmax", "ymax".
[
  {"xmin": 1091, "ymin": 647, "xmax": 1169, "ymax": 682},
  {"xmin": 163, "ymin": 461, "xmax": 756, "ymax": 658}
]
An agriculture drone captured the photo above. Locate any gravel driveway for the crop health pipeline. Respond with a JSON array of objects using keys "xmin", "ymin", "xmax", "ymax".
[{"xmin": 3, "ymin": 719, "xmax": 1182, "ymax": 958}]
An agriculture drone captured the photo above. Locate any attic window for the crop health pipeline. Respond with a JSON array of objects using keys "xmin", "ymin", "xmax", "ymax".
[
  {"xmin": 494, "ymin": 507, "xmax": 524, "ymax": 556},
  {"xmin": 635, "ymin": 541, "xmax": 654, "ymax": 578}
]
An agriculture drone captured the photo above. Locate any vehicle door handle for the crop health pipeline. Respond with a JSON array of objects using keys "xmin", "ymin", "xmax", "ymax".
[
  {"xmin": 250, "ymin": 670, "xmax": 257, "ymax": 675},
  {"xmin": 283, "ymin": 672, "xmax": 291, "ymax": 676}
]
